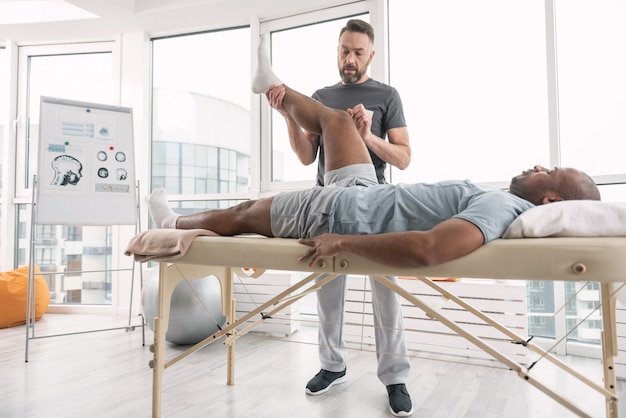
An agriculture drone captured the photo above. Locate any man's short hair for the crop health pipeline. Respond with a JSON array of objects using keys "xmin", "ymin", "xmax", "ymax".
[
  {"xmin": 561, "ymin": 171, "xmax": 601, "ymax": 201},
  {"xmin": 340, "ymin": 19, "xmax": 375, "ymax": 44},
  {"xmin": 558, "ymin": 170, "xmax": 601, "ymax": 200}
]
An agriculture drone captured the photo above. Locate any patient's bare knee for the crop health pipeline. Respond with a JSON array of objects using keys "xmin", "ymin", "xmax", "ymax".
[
  {"xmin": 230, "ymin": 199, "xmax": 272, "ymax": 235},
  {"xmin": 322, "ymin": 109, "xmax": 353, "ymax": 133}
]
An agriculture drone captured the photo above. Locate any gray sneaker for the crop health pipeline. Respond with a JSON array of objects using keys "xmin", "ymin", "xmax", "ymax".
[
  {"xmin": 387, "ymin": 384, "xmax": 414, "ymax": 417},
  {"xmin": 305, "ymin": 368, "xmax": 347, "ymax": 395}
]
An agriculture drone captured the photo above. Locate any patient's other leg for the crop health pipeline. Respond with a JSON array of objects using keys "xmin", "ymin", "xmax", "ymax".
[
  {"xmin": 252, "ymin": 37, "xmax": 371, "ymax": 172},
  {"xmin": 148, "ymin": 189, "xmax": 274, "ymax": 236}
]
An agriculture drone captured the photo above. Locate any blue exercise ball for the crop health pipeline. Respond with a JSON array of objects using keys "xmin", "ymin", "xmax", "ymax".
[{"xmin": 142, "ymin": 266, "xmax": 226, "ymax": 345}]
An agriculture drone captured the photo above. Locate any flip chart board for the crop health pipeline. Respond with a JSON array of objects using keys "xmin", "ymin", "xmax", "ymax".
[{"xmin": 36, "ymin": 97, "xmax": 137, "ymax": 225}]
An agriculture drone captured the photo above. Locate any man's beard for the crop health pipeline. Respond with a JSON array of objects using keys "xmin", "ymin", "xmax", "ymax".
[{"xmin": 340, "ymin": 66, "xmax": 364, "ymax": 84}]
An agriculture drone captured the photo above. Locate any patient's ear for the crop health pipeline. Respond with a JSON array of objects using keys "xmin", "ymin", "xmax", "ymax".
[{"xmin": 541, "ymin": 194, "xmax": 564, "ymax": 205}]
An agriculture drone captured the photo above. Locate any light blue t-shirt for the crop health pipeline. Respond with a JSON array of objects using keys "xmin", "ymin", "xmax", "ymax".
[{"xmin": 328, "ymin": 180, "xmax": 535, "ymax": 243}]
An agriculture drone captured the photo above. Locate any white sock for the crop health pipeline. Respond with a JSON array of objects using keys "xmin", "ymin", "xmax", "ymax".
[
  {"xmin": 147, "ymin": 189, "xmax": 179, "ymax": 229},
  {"xmin": 252, "ymin": 34, "xmax": 282, "ymax": 94}
]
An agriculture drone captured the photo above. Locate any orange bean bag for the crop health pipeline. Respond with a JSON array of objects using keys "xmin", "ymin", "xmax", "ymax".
[{"xmin": 0, "ymin": 265, "xmax": 50, "ymax": 328}]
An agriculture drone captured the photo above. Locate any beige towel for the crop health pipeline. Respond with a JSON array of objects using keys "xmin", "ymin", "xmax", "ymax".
[{"xmin": 124, "ymin": 229, "xmax": 218, "ymax": 262}]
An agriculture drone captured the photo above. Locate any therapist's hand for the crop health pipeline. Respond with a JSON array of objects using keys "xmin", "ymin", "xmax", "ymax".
[
  {"xmin": 347, "ymin": 103, "xmax": 373, "ymax": 139},
  {"xmin": 298, "ymin": 234, "xmax": 344, "ymax": 267},
  {"xmin": 266, "ymin": 84, "xmax": 288, "ymax": 116}
]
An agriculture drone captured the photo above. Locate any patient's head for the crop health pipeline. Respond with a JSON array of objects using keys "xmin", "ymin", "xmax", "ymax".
[{"xmin": 508, "ymin": 165, "xmax": 600, "ymax": 205}]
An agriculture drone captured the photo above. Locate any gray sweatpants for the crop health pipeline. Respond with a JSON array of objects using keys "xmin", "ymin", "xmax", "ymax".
[{"xmin": 316, "ymin": 273, "xmax": 411, "ymax": 386}]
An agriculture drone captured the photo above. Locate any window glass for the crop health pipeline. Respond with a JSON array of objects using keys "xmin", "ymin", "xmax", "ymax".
[
  {"xmin": 15, "ymin": 45, "xmax": 117, "ymax": 306},
  {"xmin": 555, "ymin": 0, "xmax": 626, "ymax": 176},
  {"xmin": 15, "ymin": 44, "xmax": 117, "ymax": 305},
  {"xmin": 389, "ymin": 0, "xmax": 614, "ymax": 349},
  {"xmin": 599, "ymin": 183, "xmax": 626, "ymax": 202},
  {"xmin": 20, "ymin": 50, "xmax": 114, "ymax": 191},
  {"xmin": 269, "ymin": 14, "xmax": 368, "ymax": 183},
  {"xmin": 530, "ymin": 1, "xmax": 626, "ymax": 346},
  {"xmin": 17, "ymin": 204, "xmax": 114, "ymax": 304},
  {"xmin": 151, "ymin": 28, "xmax": 251, "ymax": 199},
  {"xmin": 565, "ymin": 282, "xmax": 601, "ymax": 344},
  {"xmin": 388, "ymin": 0, "xmax": 549, "ymax": 184}
]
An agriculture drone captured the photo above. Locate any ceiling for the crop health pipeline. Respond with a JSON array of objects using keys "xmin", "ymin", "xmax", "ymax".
[{"xmin": 0, "ymin": 0, "xmax": 340, "ymax": 43}]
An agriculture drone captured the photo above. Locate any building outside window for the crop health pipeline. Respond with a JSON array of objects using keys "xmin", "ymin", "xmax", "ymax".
[{"xmin": 151, "ymin": 27, "xmax": 251, "ymax": 215}]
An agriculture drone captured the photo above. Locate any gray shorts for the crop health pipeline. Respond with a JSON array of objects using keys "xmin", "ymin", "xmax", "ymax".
[{"xmin": 270, "ymin": 163, "xmax": 377, "ymax": 238}]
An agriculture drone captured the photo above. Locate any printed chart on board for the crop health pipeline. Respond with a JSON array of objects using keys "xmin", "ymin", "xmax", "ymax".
[{"xmin": 36, "ymin": 97, "xmax": 137, "ymax": 225}]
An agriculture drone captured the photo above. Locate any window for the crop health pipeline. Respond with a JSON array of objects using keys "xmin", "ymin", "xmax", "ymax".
[
  {"xmin": 555, "ymin": 0, "xmax": 626, "ymax": 177},
  {"xmin": 587, "ymin": 282, "xmax": 599, "ymax": 291},
  {"xmin": 389, "ymin": 0, "xmax": 549, "ymax": 185},
  {"xmin": 529, "ymin": 296, "xmax": 545, "ymax": 308},
  {"xmin": 534, "ymin": 0, "xmax": 626, "ymax": 348},
  {"xmin": 388, "ymin": 0, "xmax": 622, "ymax": 352},
  {"xmin": 64, "ymin": 226, "xmax": 83, "ymax": 242},
  {"xmin": 64, "ymin": 254, "xmax": 83, "ymax": 277},
  {"xmin": 36, "ymin": 248, "xmax": 55, "ymax": 265},
  {"xmin": 151, "ymin": 27, "xmax": 251, "ymax": 207},
  {"xmin": 16, "ymin": 43, "xmax": 115, "ymax": 195},
  {"xmin": 267, "ymin": 12, "xmax": 368, "ymax": 185},
  {"xmin": 14, "ymin": 43, "xmax": 118, "ymax": 306},
  {"xmin": 39, "ymin": 225, "xmax": 56, "ymax": 239},
  {"xmin": 260, "ymin": 2, "xmax": 369, "ymax": 190}
]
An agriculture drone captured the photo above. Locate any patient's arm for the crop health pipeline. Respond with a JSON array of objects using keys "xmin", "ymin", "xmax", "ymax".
[{"xmin": 298, "ymin": 218, "xmax": 485, "ymax": 269}]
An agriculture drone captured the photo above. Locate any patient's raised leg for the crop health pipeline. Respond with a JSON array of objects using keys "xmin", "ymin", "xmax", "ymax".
[{"xmin": 252, "ymin": 36, "xmax": 372, "ymax": 172}]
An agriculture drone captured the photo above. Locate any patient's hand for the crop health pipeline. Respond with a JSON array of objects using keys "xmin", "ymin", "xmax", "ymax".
[{"xmin": 298, "ymin": 234, "xmax": 344, "ymax": 267}]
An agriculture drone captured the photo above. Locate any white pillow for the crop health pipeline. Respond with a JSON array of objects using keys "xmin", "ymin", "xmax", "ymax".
[{"xmin": 502, "ymin": 200, "xmax": 626, "ymax": 238}]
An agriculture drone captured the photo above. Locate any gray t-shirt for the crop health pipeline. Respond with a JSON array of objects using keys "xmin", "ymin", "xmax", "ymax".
[
  {"xmin": 328, "ymin": 180, "xmax": 535, "ymax": 243},
  {"xmin": 312, "ymin": 78, "xmax": 407, "ymax": 185}
]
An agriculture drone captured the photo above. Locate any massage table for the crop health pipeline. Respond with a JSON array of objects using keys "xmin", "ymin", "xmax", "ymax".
[{"xmin": 125, "ymin": 201, "xmax": 626, "ymax": 418}]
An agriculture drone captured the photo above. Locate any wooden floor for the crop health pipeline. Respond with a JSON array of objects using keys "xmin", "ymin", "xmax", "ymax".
[{"xmin": 0, "ymin": 313, "xmax": 623, "ymax": 418}]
